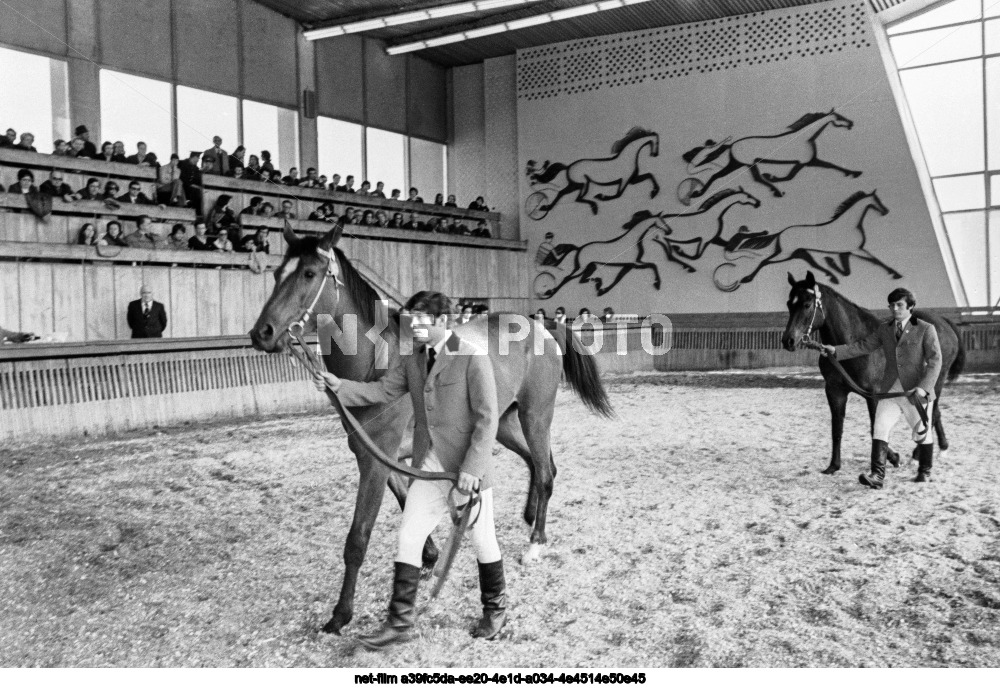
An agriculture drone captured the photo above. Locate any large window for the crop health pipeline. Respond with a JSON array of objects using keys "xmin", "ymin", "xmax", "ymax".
[
  {"xmin": 100, "ymin": 69, "xmax": 173, "ymax": 161},
  {"xmin": 365, "ymin": 127, "xmax": 407, "ymax": 196},
  {"xmin": 889, "ymin": 0, "xmax": 1000, "ymax": 306},
  {"xmin": 176, "ymin": 86, "xmax": 239, "ymax": 162},
  {"xmin": 409, "ymin": 137, "xmax": 447, "ymax": 201},
  {"xmin": 0, "ymin": 46, "xmax": 69, "ymax": 153},
  {"xmin": 242, "ymin": 100, "xmax": 299, "ymax": 174},
  {"xmin": 317, "ymin": 116, "xmax": 363, "ymax": 182}
]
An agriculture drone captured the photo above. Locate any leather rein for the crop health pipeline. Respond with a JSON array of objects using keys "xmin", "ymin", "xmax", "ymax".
[{"xmin": 799, "ymin": 287, "xmax": 929, "ymax": 432}]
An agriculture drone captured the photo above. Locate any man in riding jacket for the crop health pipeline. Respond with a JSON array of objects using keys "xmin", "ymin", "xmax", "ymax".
[
  {"xmin": 312, "ymin": 290, "xmax": 506, "ymax": 649},
  {"xmin": 820, "ymin": 287, "xmax": 941, "ymax": 488}
]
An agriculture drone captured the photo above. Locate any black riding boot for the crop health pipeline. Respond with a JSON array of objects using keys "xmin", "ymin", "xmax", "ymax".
[
  {"xmin": 914, "ymin": 443, "xmax": 934, "ymax": 483},
  {"xmin": 859, "ymin": 439, "xmax": 888, "ymax": 489},
  {"xmin": 359, "ymin": 562, "xmax": 421, "ymax": 651},
  {"xmin": 471, "ymin": 559, "xmax": 508, "ymax": 640}
]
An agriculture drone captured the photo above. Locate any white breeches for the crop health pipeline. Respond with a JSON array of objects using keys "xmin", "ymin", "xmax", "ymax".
[
  {"xmin": 395, "ymin": 454, "xmax": 501, "ymax": 567},
  {"xmin": 872, "ymin": 380, "xmax": 934, "ymax": 445}
]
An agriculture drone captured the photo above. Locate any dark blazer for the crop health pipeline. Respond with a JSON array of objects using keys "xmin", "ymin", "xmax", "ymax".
[
  {"xmin": 127, "ymin": 299, "xmax": 168, "ymax": 338},
  {"xmin": 116, "ymin": 191, "xmax": 154, "ymax": 205},
  {"xmin": 126, "ymin": 152, "xmax": 158, "ymax": 166},
  {"xmin": 39, "ymin": 180, "xmax": 74, "ymax": 197},
  {"xmin": 202, "ymin": 147, "xmax": 230, "ymax": 175},
  {"xmin": 835, "ymin": 316, "xmax": 943, "ymax": 399},
  {"xmin": 335, "ymin": 333, "xmax": 500, "ymax": 489},
  {"xmin": 7, "ymin": 183, "xmax": 37, "ymax": 194}
]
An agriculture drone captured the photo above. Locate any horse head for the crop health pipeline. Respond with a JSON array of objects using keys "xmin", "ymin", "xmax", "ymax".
[
  {"xmin": 647, "ymin": 132, "xmax": 660, "ymax": 157},
  {"xmin": 868, "ymin": 190, "xmax": 888, "ymax": 216},
  {"xmin": 829, "ymin": 108, "xmax": 853, "ymax": 130},
  {"xmin": 781, "ymin": 271, "xmax": 826, "ymax": 351},
  {"xmin": 250, "ymin": 221, "xmax": 344, "ymax": 353}
]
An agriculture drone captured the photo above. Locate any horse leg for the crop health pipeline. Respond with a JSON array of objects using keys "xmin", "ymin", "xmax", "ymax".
[
  {"xmin": 384, "ymin": 472, "xmax": 439, "ymax": 574},
  {"xmin": 750, "ymin": 163, "xmax": 784, "ymax": 197},
  {"xmin": 808, "ymin": 157, "xmax": 862, "ymax": 178},
  {"xmin": 792, "ymin": 250, "xmax": 840, "ymax": 284},
  {"xmin": 539, "ymin": 182, "xmax": 580, "ymax": 213},
  {"xmin": 629, "ymin": 171, "xmax": 660, "ymax": 198},
  {"xmin": 866, "ymin": 397, "xmax": 900, "ymax": 468},
  {"xmin": 594, "ymin": 181, "xmax": 624, "ymax": 201},
  {"xmin": 823, "ymin": 385, "xmax": 847, "ymax": 474},
  {"xmin": 654, "ymin": 239, "xmax": 696, "ymax": 274},
  {"xmin": 854, "ymin": 249, "xmax": 903, "ymax": 279},
  {"xmin": 576, "ymin": 179, "xmax": 599, "ymax": 214},
  {"xmin": 495, "ymin": 407, "xmax": 536, "ymax": 527},
  {"xmin": 517, "ymin": 398, "xmax": 557, "ymax": 565},
  {"xmin": 596, "ymin": 264, "xmax": 634, "ymax": 296},
  {"xmin": 933, "ymin": 397, "xmax": 949, "ymax": 451},
  {"xmin": 823, "ymin": 253, "xmax": 852, "ymax": 277}
]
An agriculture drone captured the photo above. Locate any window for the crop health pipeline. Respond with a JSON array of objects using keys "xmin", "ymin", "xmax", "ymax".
[
  {"xmin": 0, "ymin": 46, "xmax": 69, "ymax": 153},
  {"xmin": 365, "ymin": 128, "xmax": 407, "ymax": 196},
  {"xmin": 242, "ymin": 100, "xmax": 299, "ymax": 173},
  {"xmin": 100, "ymin": 69, "xmax": 173, "ymax": 161},
  {"xmin": 317, "ymin": 117, "xmax": 363, "ymax": 183},
  {"xmin": 176, "ymin": 85, "xmax": 238, "ymax": 162},
  {"xmin": 409, "ymin": 137, "xmax": 447, "ymax": 201}
]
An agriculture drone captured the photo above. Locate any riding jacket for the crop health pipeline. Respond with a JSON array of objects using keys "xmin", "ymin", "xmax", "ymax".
[{"xmin": 834, "ymin": 316, "xmax": 942, "ymax": 400}]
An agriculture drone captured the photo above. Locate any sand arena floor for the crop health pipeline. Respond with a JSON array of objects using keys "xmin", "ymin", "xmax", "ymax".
[{"xmin": 1, "ymin": 368, "xmax": 999, "ymax": 667}]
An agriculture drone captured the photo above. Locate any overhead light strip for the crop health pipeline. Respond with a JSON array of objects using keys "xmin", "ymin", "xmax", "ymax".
[
  {"xmin": 304, "ymin": 0, "xmax": 543, "ymax": 40},
  {"xmin": 385, "ymin": 0, "xmax": 652, "ymax": 55}
]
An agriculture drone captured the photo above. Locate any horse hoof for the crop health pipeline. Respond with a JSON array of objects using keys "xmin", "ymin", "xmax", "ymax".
[
  {"xmin": 521, "ymin": 544, "xmax": 545, "ymax": 565},
  {"xmin": 321, "ymin": 615, "xmax": 347, "ymax": 635},
  {"xmin": 820, "ymin": 466, "xmax": 839, "ymax": 475}
]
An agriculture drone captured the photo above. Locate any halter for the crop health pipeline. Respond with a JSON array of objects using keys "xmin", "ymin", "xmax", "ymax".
[
  {"xmin": 801, "ymin": 287, "xmax": 825, "ymax": 345},
  {"xmin": 287, "ymin": 246, "xmax": 344, "ymax": 338}
]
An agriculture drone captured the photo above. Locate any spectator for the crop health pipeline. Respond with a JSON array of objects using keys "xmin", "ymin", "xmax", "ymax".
[
  {"xmin": 178, "ymin": 151, "xmax": 203, "ymax": 211},
  {"xmin": 268, "ymin": 170, "xmax": 283, "ymax": 184},
  {"xmin": 449, "ymin": 220, "xmax": 470, "ymax": 236},
  {"xmin": 310, "ymin": 203, "xmax": 335, "ymax": 222},
  {"xmin": 329, "ymin": 174, "xmax": 342, "ymax": 191},
  {"xmin": 372, "ymin": 181, "xmax": 387, "ymax": 199},
  {"xmin": 459, "ymin": 304, "xmax": 474, "ymax": 324},
  {"xmin": 126, "ymin": 285, "xmax": 168, "ymax": 338},
  {"xmin": 94, "ymin": 141, "xmax": 116, "ymax": 163},
  {"xmin": 578, "ymin": 307, "xmax": 593, "ymax": 323},
  {"xmin": 468, "ymin": 196, "xmax": 488, "ymax": 212},
  {"xmin": 111, "ymin": 141, "xmax": 128, "ymax": 162},
  {"xmin": 388, "ymin": 212, "xmax": 404, "ymax": 229},
  {"xmin": 231, "ymin": 164, "xmax": 245, "ymax": 180},
  {"xmin": 433, "ymin": 193, "xmax": 444, "ymax": 206},
  {"xmin": 445, "ymin": 194, "xmax": 458, "ymax": 208},
  {"xmin": 206, "ymin": 194, "xmax": 237, "ymax": 237},
  {"xmin": 351, "ymin": 208, "xmax": 362, "ymax": 224},
  {"xmin": 188, "ymin": 221, "xmax": 214, "ymax": 251},
  {"xmin": 157, "ymin": 153, "xmax": 187, "ymax": 206},
  {"xmin": 402, "ymin": 212, "xmax": 423, "ymax": 231},
  {"xmin": 39, "ymin": 170, "xmax": 75, "ymax": 202},
  {"xmin": 553, "ymin": 307, "xmax": 567, "ymax": 325},
  {"xmin": 75, "ymin": 177, "xmax": 102, "ymax": 201},
  {"xmin": 299, "ymin": 168, "xmax": 321, "ymax": 188},
  {"xmin": 375, "ymin": 210, "xmax": 389, "ymax": 228},
  {"xmin": 228, "ymin": 145, "xmax": 246, "ymax": 175},
  {"xmin": 53, "ymin": 139, "xmax": 71, "ymax": 157},
  {"xmin": 259, "ymin": 201, "xmax": 275, "ymax": 218},
  {"xmin": 99, "ymin": 220, "xmax": 128, "ymax": 247},
  {"xmin": 534, "ymin": 309, "xmax": 547, "ymax": 323},
  {"xmin": 471, "ymin": 219, "xmax": 492, "ymax": 238},
  {"xmin": 212, "ymin": 232, "xmax": 234, "ymax": 252},
  {"xmin": 360, "ymin": 210, "xmax": 375, "ymax": 226},
  {"xmin": 274, "ymin": 199, "xmax": 296, "ymax": 219},
  {"xmin": 0, "ymin": 128, "xmax": 15, "ymax": 147},
  {"xmin": 245, "ymin": 154, "xmax": 263, "ymax": 181},
  {"xmin": 15, "ymin": 132, "xmax": 37, "ymax": 152},
  {"xmin": 7, "ymin": 169, "xmax": 37, "ymax": 194},
  {"xmin": 357, "ymin": 181, "xmax": 372, "ymax": 196},
  {"xmin": 126, "ymin": 141, "xmax": 158, "ymax": 167},
  {"xmin": 239, "ymin": 228, "xmax": 270, "ymax": 254},
  {"xmin": 74, "ymin": 125, "xmax": 97, "ymax": 158},
  {"xmin": 282, "ymin": 167, "xmax": 300, "ymax": 185},
  {"xmin": 101, "ymin": 180, "xmax": 121, "ymax": 201},
  {"xmin": 167, "ymin": 224, "xmax": 189, "ymax": 250},
  {"xmin": 77, "ymin": 222, "xmax": 98, "ymax": 246},
  {"xmin": 339, "ymin": 206, "xmax": 355, "ymax": 225},
  {"xmin": 429, "ymin": 217, "xmax": 447, "ymax": 234},
  {"xmin": 260, "ymin": 150, "xmax": 274, "ymax": 175},
  {"xmin": 117, "ymin": 180, "xmax": 154, "ymax": 205},
  {"xmin": 68, "ymin": 137, "xmax": 87, "ymax": 157},
  {"xmin": 125, "ymin": 215, "xmax": 168, "ymax": 249},
  {"xmin": 390, "ymin": 188, "xmax": 401, "ymax": 201},
  {"xmin": 241, "ymin": 196, "xmax": 264, "ymax": 217},
  {"xmin": 318, "ymin": 175, "xmax": 328, "ymax": 188},
  {"xmin": 343, "ymin": 175, "xmax": 356, "ymax": 193},
  {"xmin": 407, "ymin": 187, "xmax": 424, "ymax": 203},
  {"xmin": 601, "ymin": 307, "xmax": 615, "ymax": 324},
  {"xmin": 203, "ymin": 136, "xmax": 231, "ymax": 175},
  {"xmin": 473, "ymin": 304, "xmax": 489, "ymax": 316}
]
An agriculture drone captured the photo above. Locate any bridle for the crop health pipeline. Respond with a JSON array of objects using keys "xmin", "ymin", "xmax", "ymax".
[
  {"xmin": 287, "ymin": 245, "xmax": 343, "ymax": 339},
  {"xmin": 800, "ymin": 287, "xmax": 825, "ymax": 347}
]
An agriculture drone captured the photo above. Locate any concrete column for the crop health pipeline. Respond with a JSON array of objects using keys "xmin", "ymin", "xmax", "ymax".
[
  {"xmin": 66, "ymin": 0, "xmax": 102, "ymax": 140},
  {"xmin": 297, "ymin": 30, "xmax": 318, "ymax": 171}
]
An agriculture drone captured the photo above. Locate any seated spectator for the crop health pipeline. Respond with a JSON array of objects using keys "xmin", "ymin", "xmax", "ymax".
[
  {"xmin": 578, "ymin": 307, "xmax": 594, "ymax": 323},
  {"xmin": 126, "ymin": 141, "xmax": 158, "ymax": 167},
  {"xmin": 433, "ymin": 193, "xmax": 444, "ymax": 206},
  {"xmin": 372, "ymin": 181, "xmax": 387, "ymax": 199},
  {"xmin": 241, "ymin": 196, "xmax": 264, "ymax": 217},
  {"xmin": 601, "ymin": 307, "xmax": 615, "ymax": 324},
  {"xmin": 534, "ymin": 309, "xmax": 547, "ymax": 323},
  {"xmin": 329, "ymin": 174, "xmax": 342, "ymax": 191},
  {"xmin": 188, "ymin": 221, "xmax": 214, "ymax": 251},
  {"xmin": 390, "ymin": 188, "xmax": 401, "ymax": 201},
  {"xmin": 245, "ymin": 154, "xmax": 264, "ymax": 181},
  {"xmin": 406, "ymin": 187, "xmax": 424, "ymax": 203},
  {"xmin": 0, "ymin": 128, "xmax": 15, "ymax": 147},
  {"xmin": 53, "ymin": 139, "xmax": 71, "ymax": 157},
  {"xmin": 360, "ymin": 210, "xmax": 375, "ymax": 226},
  {"xmin": 228, "ymin": 145, "xmax": 246, "ymax": 175},
  {"xmin": 468, "ymin": 196, "xmax": 488, "ymax": 212},
  {"xmin": 268, "ymin": 170, "xmax": 282, "ymax": 184},
  {"xmin": 310, "ymin": 203, "xmax": 336, "ymax": 222},
  {"xmin": 75, "ymin": 177, "xmax": 102, "ymax": 201},
  {"xmin": 282, "ymin": 167, "xmax": 300, "ymax": 185},
  {"xmin": 117, "ymin": 180, "xmax": 154, "ymax": 205},
  {"xmin": 375, "ymin": 210, "xmax": 389, "ymax": 228},
  {"xmin": 167, "ymin": 224, "xmax": 189, "ymax": 251},
  {"xmin": 7, "ymin": 169, "xmax": 37, "ymax": 194},
  {"xmin": 68, "ymin": 137, "xmax": 87, "ymax": 157},
  {"xmin": 274, "ymin": 199, "xmax": 296, "ymax": 219},
  {"xmin": 101, "ymin": 181, "xmax": 121, "ymax": 200},
  {"xmin": 342, "ymin": 175, "xmax": 356, "ymax": 193},
  {"xmin": 157, "ymin": 153, "xmax": 187, "ymax": 206},
  {"xmin": 94, "ymin": 141, "xmax": 116, "ymax": 162},
  {"xmin": 473, "ymin": 304, "xmax": 489, "ymax": 316},
  {"xmin": 388, "ymin": 212, "xmax": 404, "ymax": 229},
  {"xmin": 339, "ymin": 206, "xmax": 355, "ymax": 225},
  {"xmin": 429, "ymin": 217, "xmax": 448, "ymax": 233},
  {"xmin": 99, "ymin": 220, "xmax": 128, "ymax": 247},
  {"xmin": 206, "ymin": 194, "xmax": 237, "ymax": 236},
  {"xmin": 77, "ymin": 222, "xmax": 98, "ymax": 246},
  {"xmin": 458, "ymin": 304, "xmax": 474, "ymax": 324},
  {"xmin": 259, "ymin": 201, "xmax": 274, "ymax": 218},
  {"xmin": 39, "ymin": 170, "xmax": 75, "ymax": 201},
  {"xmin": 124, "ymin": 215, "xmax": 168, "ymax": 249},
  {"xmin": 445, "ymin": 194, "xmax": 458, "ymax": 208},
  {"xmin": 231, "ymin": 164, "xmax": 245, "ymax": 179},
  {"xmin": 260, "ymin": 150, "xmax": 274, "ymax": 175},
  {"xmin": 238, "ymin": 228, "xmax": 270, "ymax": 253},
  {"xmin": 449, "ymin": 220, "xmax": 470, "ymax": 236},
  {"xmin": 318, "ymin": 175, "xmax": 328, "ymax": 188},
  {"xmin": 111, "ymin": 141, "xmax": 128, "ymax": 163},
  {"xmin": 298, "ymin": 168, "xmax": 321, "ymax": 188},
  {"xmin": 471, "ymin": 219, "xmax": 493, "ymax": 238},
  {"xmin": 350, "ymin": 207, "xmax": 362, "ymax": 224},
  {"xmin": 553, "ymin": 307, "xmax": 567, "ymax": 324},
  {"xmin": 402, "ymin": 212, "xmax": 424, "ymax": 231},
  {"xmin": 357, "ymin": 181, "xmax": 372, "ymax": 196},
  {"xmin": 75, "ymin": 125, "xmax": 98, "ymax": 157},
  {"xmin": 212, "ymin": 232, "xmax": 234, "ymax": 252},
  {"xmin": 15, "ymin": 132, "xmax": 37, "ymax": 152}
]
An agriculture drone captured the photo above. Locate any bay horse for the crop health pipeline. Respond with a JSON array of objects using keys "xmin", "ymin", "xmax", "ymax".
[
  {"xmin": 781, "ymin": 271, "xmax": 965, "ymax": 475},
  {"xmin": 249, "ymin": 223, "xmax": 613, "ymax": 634}
]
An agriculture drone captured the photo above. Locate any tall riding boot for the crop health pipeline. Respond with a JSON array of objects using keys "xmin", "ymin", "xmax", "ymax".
[
  {"xmin": 471, "ymin": 559, "xmax": 508, "ymax": 640},
  {"xmin": 359, "ymin": 562, "xmax": 421, "ymax": 651},
  {"xmin": 913, "ymin": 443, "xmax": 934, "ymax": 483},
  {"xmin": 859, "ymin": 439, "xmax": 888, "ymax": 489}
]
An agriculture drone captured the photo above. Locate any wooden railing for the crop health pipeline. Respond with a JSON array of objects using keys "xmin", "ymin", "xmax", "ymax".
[{"xmin": 0, "ymin": 148, "xmax": 157, "ymax": 198}]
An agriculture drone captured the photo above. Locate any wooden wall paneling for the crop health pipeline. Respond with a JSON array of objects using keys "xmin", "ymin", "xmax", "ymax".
[
  {"xmin": 0, "ymin": 261, "xmax": 21, "ymax": 331},
  {"xmin": 382, "ymin": 241, "xmax": 400, "ymax": 296},
  {"xmin": 113, "ymin": 265, "xmax": 144, "ymax": 340},
  {"xmin": 488, "ymin": 250, "xmax": 501, "ymax": 298},
  {"xmin": 141, "ymin": 266, "xmax": 172, "ymax": 338},
  {"xmin": 242, "ymin": 270, "xmax": 261, "ymax": 333},
  {"xmin": 51, "ymin": 263, "xmax": 86, "ymax": 341},
  {"xmin": 219, "ymin": 269, "xmax": 244, "ymax": 335},
  {"xmin": 195, "ymin": 269, "xmax": 222, "ymax": 336},
  {"xmin": 169, "ymin": 268, "xmax": 198, "ymax": 338},
  {"xmin": 5, "ymin": 213, "xmax": 39, "ymax": 242},
  {"xmin": 396, "ymin": 242, "xmax": 413, "ymax": 298},
  {"xmin": 84, "ymin": 264, "xmax": 116, "ymax": 341},
  {"xmin": 18, "ymin": 262, "xmax": 53, "ymax": 335}
]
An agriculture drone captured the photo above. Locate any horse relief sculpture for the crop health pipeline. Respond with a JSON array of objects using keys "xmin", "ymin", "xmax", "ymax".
[
  {"xmin": 678, "ymin": 109, "xmax": 861, "ymax": 204},
  {"xmin": 524, "ymin": 127, "xmax": 660, "ymax": 219}
]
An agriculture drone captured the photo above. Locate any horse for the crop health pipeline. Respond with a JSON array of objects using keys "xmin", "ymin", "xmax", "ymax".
[
  {"xmin": 537, "ymin": 209, "xmax": 673, "ymax": 298},
  {"xmin": 683, "ymin": 109, "xmax": 861, "ymax": 200},
  {"xmin": 249, "ymin": 223, "xmax": 614, "ymax": 634},
  {"xmin": 713, "ymin": 191, "xmax": 899, "ymax": 291},
  {"xmin": 781, "ymin": 271, "xmax": 965, "ymax": 475},
  {"xmin": 527, "ymin": 127, "xmax": 659, "ymax": 216}
]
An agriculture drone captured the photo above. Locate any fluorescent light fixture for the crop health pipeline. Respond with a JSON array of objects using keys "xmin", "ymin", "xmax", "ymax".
[
  {"xmin": 304, "ymin": 0, "xmax": 542, "ymax": 41},
  {"xmin": 385, "ymin": 0, "xmax": 654, "ymax": 54}
]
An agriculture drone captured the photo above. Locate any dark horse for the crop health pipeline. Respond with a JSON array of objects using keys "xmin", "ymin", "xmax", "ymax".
[
  {"xmin": 781, "ymin": 272, "xmax": 965, "ymax": 475},
  {"xmin": 249, "ymin": 223, "xmax": 613, "ymax": 634}
]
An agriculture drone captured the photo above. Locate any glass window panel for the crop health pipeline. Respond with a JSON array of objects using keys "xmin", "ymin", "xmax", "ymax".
[
  {"xmin": 986, "ymin": 18, "xmax": 1000, "ymax": 53},
  {"xmin": 987, "ymin": 58, "xmax": 1000, "ymax": 168},
  {"xmin": 408, "ymin": 137, "xmax": 447, "ymax": 202},
  {"xmin": 0, "ymin": 47, "xmax": 69, "ymax": 153},
  {"xmin": 990, "ymin": 211, "xmax": 1000, "ymax": 304},
  {"xmin": 944, "ymin": 211, "xmax": 988, "ymax": 305},
  {"xmin": 241, "ymin": 100, "xmax": 298, "ymax": 174},
  {"xmin": 889, "ymin": 23, "xmax": 982, "ymax": 68},
  {"xmin": 276, "ymin": 107, "xmax": 300, "ymax": 176},
  {"xmin": 317, "ymin": 116, "xmax": 363, "ymax": 184},
  {"xmin": 988, "ymin": 0, "xmax": 1000, "ymax": 18},
  {"xmin": 99, "ymin": 69, "xmax": 173, "ymax": 162},
  {"xmin": 991, "ymin": 174, "xmax": 1000, "ymax": 203},
  {"xmin": 889, "ymin": 0, "xmax": 982, "ymax": 34},
  {"xmin": 365, "ymin": 127, "xmax": 407, "ymax": 198},
  {"xmin": 176, "ymin": 85, "xmax": 239, "ymax": 162},
  {"xmin": 934, "ymin": 174, "xmax": 986, "ymax": 211},
  {"xmin": 900, "ymin": 60, "xmax": 984, "ymax": 174}
]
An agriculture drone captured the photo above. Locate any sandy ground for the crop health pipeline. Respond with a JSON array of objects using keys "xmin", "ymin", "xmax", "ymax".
[{"xmin": 1, "ymin": 367, "xmax": 999, "ymax": 668}]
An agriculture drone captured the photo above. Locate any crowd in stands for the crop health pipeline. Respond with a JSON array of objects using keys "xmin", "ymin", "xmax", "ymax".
[{"xmin": 532, "ymin": 306, "xmax": 618, "ymax": 326}]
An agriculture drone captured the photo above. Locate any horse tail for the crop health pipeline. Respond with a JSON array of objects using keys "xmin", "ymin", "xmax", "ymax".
[
  {"xmin": 533, "ymin": 162, "xmax": 567, "ymax": 184},
  {"xmin": 944, "ymin": 316, "xmax": 966, "ymax": 382},
  {"xmin": 553, "ymin": 325, "xmax": 615, "ymax": 419}
]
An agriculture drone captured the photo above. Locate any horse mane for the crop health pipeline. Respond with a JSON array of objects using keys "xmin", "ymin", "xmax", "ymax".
[
  {"xmin": 697, "ymin": 188, "xmax": 739, "ymax": 211},
  {"xmin": 610, "ymin": 127, "xmax": 656, "ymax": 155},
  {"xmin": 818, "ymin": 282, "xmax": 881, "ymax": 329},
  {"xmin": 786, "ymin": 112, "xmax": 827, "ymax": 131},
  {"xmin": 831, "ymin": 191, "xmax": 868, "ymax": 219},
  {"xmin": 287, "ymin": 236, "xmax": 385, "ymax": 326}
]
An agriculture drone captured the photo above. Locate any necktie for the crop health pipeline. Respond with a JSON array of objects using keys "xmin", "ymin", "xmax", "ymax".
[
  {"xmin": 896, "ymin": 323, "xmax": 903, "ymax": 341},
  {"xmin": 144, "ymin": 304, "xmax": 150, "ymax": 317},
  {"xmin": 426, "ymin": 347, "xmax": 436, "ymax": 375}
]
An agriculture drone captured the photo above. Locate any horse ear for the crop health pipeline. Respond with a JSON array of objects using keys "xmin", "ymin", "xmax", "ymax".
[
  {"xmin": 805, "ymin": 271, "xmax": 816, "ymax": 287},
  {"xmin": 318, "ymin": 222, "xmax": 343, "ymax": 253},
  {"xmin": 282, "ymin": 220, "xmax": 301, "ymax": 251},
  {"xmin": 787, "ymin": 272, "xmax": 796, "ymax": 287}
]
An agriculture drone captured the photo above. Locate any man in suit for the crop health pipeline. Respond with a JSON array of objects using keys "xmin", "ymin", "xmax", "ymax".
[
  {"xmin": 312, "ymin": 291, "xmax": 506, "ymax": 649},
  {"xmin": 127, "ymin": 285, "xmax": 168, "ymax": 338},
  {"xmin": 178, "ymin": 151, "xmax": 204, "ymax": 211},
  {"xmin": 74, "ymin": 125, "xmax": 98, "ymax": 158},
  {"xmin": 821, "ymin": 287, "xmax": 942, "ymax": 487},
  {"xmin": 38, "ymin": 170, "xmax": 75, "ymax": 202},
  {"xmin": 117, "ymin": 180, "xmax": 154, "ymax": 205},
  {"xmin": 126, "ymin": 142, "xmax": 158, "ymax": 167},
  {"xmin": 201, "ymin": 136, "xmax": 230, "ymax": 176}
]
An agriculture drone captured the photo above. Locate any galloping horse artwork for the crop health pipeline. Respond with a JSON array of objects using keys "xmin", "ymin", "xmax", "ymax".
[
  {"xmin": 713, "ymin": 191, "xmax": 900, "ymax": 291},
  {"xmin": 524, "ymin": 127, "xmax": 660, "ymax": 219},
  {"xmin": 680, "ymin": 109, "xmax": 861, "ymax": 203}
]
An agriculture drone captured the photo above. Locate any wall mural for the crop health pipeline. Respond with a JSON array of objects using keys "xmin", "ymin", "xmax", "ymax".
[{"xmin": 528, "ymin": 109, "xmax": 902, "ymax": 300}]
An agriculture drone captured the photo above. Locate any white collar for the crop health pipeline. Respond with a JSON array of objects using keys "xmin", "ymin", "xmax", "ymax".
[{"xmin": 896, "ymin": 315, "xmax": 911, "ymax": 331}]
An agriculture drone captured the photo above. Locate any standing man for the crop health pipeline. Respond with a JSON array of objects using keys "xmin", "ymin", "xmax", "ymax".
[
  {"xmin": 311, "ymin": 291, "xmax": 507, "ymax": 649},
  {"xmin": 819, "ymin": 287, "xmax": 942, "ymax": 487},
  {"xmin": 202, "ymin": 136, "xmax": 230, "ymax": 176},
  {"xmin": 74, "ymin": 125, "xmax": 98, "ymax": 158},
  {"xmin": 178, "ymin": 151, "xmax": 204, "ymax": 212},
  {"xmin": 126, "ymin": 285, "xmax": 168, "ymax": 338}
]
